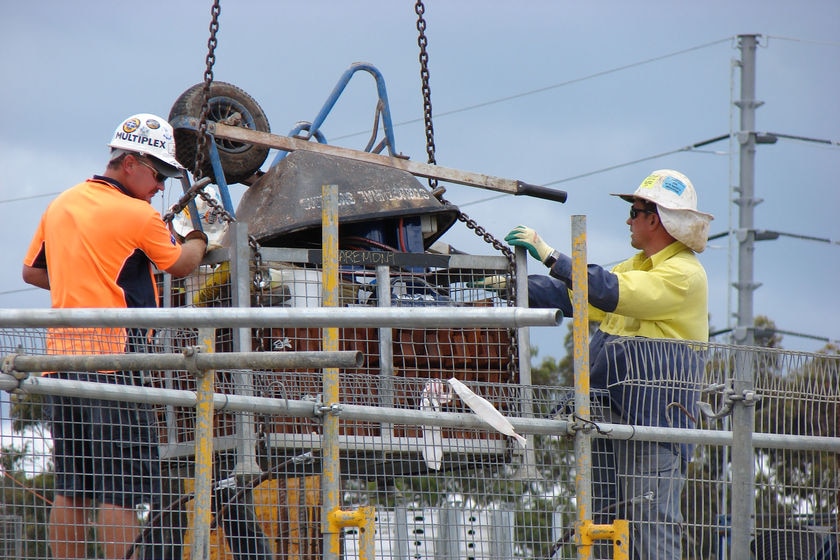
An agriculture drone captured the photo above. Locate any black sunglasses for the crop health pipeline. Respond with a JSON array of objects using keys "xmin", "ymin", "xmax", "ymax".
[
  {"xmin": 135, "ymin": 157, "xmax": 168, "ymax": 183},
  {"xmin": 629, "ymin": 207, "xmax": 656, "ymax": 220}
]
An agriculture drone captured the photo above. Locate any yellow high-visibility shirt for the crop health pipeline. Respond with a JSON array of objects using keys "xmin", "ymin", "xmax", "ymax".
[{"xmin": 593, "ymin": 241, "xmax": 709, "ymax": 342}]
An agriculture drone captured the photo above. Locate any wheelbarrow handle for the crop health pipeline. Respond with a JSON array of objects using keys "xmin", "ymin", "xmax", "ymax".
[
  {"xmin": 515, "ymin": 182, "xmax": 568, "ymax": 204},
  {"xmin": 210, "ymin": 122, "xmax": 569, "ymax": 203}
]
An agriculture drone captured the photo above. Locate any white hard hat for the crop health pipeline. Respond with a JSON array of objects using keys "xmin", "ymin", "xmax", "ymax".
[
  {"xmin": 108, "ymin": 113, "xmax": 183, "ymax": 178},
  {"xmin": 612, "ymin": 169, "xmax": 715, "ymax": 252}
]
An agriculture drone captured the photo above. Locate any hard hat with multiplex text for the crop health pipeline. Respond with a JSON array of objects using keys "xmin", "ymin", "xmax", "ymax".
[
  {"xmin": 612, "ymin": 169, "xmax": 715, "ymax": 252},
  {"xmin": 108, "ymin": 113, "xmax": 183, "ymax": 178}
]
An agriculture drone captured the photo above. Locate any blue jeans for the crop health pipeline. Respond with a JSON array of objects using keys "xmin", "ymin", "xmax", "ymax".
[{"xmin": 592, "ymin": 409, "xmax": 685, "ymax": 560}]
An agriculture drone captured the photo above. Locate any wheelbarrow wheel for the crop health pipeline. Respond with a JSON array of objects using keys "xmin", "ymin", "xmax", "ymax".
[{"xmin": 169, "ymin": 81, "xmax": 270, "ymax": 185}]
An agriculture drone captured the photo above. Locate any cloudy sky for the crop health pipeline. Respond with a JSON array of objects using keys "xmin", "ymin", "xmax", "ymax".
[{"xmin": 1, "ymin": 1, "xmax": 838, "ymax": 364}]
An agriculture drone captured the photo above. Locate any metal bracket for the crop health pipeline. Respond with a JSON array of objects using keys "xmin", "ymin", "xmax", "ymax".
[
  {"xmin": 182, "ymin": 346, "xmax": 203, "ymax": 377},
  {"xmin": 318, "ymin": 403, "xmax": 342, "ymax": 416},
  {"xmin": 2, "ymin": 353, "xmax": 18, "ymax": 376},
  {"xmin": 1, "ymin": 350, "xmax": 30, "ymax": 395},
  {"xmin": 3, "ymin": 351, "xmax": 29, "ymax": 379},
  {"xmin": 697, "ymin": 383, "xmax": 762, "ymax": 420}
]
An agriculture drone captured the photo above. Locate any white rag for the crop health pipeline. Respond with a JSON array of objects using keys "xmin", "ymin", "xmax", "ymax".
[
  {"xmin": 420, "ymin": 380, "xmax": 451, "ymax": 470},
  {"xmin": 447, "ymin": 378, "xmax": 526, "ymax": 448}
]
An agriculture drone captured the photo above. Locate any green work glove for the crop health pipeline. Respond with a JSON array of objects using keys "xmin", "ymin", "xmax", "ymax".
[
  {"xmin": 468, "ymin": 275, "xmax": 509, "ymax": 292},
  {"xmin": 504, "ymin": 225, "xmax": 555, "ymax": 264}
]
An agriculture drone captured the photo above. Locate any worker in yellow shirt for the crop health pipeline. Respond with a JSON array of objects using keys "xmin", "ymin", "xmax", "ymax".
[{"xmin": 506, "ymin": 169, "xmax": 713, "ymax": 559}]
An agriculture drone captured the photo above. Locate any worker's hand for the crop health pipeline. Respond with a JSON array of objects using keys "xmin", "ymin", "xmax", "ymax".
[
  {"xmin": 468, "ymin": 275, "xmax": 509, "ymax": 293},
  {"xmin": 504, "ymin": 225, "xmax": 555, "ymax": 264},
  {"xmin": 183, "ymin": 229, "xmax": 209, "ymax": 246}
]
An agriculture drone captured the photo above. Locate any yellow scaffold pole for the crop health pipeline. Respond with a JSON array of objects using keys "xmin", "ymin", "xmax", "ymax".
[
  {"xmin": 191, "ymin": 328, "xmax": 215, "ymax": 559},
  {"xmin": 321, "ymin": 184, "xmax": 376, "ymax": 560},
  {"xmin": 571, "ymin": 215, "xmax": 629, "ymax": 560}
]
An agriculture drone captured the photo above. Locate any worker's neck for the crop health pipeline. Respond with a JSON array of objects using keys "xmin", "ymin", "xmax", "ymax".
[{"xmin": 643, "ymin": 234, "xmax": 677, "ymax": 258}]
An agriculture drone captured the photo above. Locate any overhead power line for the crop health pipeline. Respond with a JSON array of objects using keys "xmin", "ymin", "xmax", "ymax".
[
  {"xmin": 710, "ymin": 326, "xmax": 837, "ymax": 345},
  {"xmin": 459, "ymin": 128, "xmax": 840, "ymax": 209},
  {"xmin": 763, "ymin": 132, "xmax": 840, "ymax": 147},
  {"xmin": 541, "ymin": 134, "xmax": 731, "ymax": 187},
  {"xmin": 0, "ymin": 192, "xmax": 63, "ymax": 205},
  {"xmin": 708, "ymin": 229, "xmax": 839, "ymax": 246},
  {"xmin": 765, "ymin": 35, "xmax": 840, "ymax": 49},
  {"xmin": 459, "ymin": 134, "xmax": 731, "ymax": 208},
  {"xmin": 332, "ymin": 37, "xmax": 735, "ymax": 142},
  {"xmin": 0, "ymin": 286, "xmax": 42, "ymax": 297}
]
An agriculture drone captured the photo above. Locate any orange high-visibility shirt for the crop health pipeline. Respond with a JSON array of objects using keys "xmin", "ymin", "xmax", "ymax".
[{"xmin": 23, "ymin": 177, "xmax": 182, "ymax": 359}]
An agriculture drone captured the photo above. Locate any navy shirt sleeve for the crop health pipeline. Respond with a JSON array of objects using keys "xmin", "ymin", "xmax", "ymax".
[
  {"xmin": 547, "ymin": 252, "xmax": 620, "ymax": 312},
  {"xmin": 527, "ymin": 274, "xmax": 573, "ymax": 317}
]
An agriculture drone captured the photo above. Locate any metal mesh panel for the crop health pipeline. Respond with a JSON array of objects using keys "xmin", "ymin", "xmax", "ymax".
[
  {"xmin": 607, "ymin": 337, "xmax": 840, "ymax": 560},
  {"xmin": 2, "ymin": 285, "xmax": 838, "ymax": 558}
]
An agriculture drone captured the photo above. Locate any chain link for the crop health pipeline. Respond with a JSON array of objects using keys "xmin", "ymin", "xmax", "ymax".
[
  {"xmin": 414, "ymin": 0, "xmax": 437, "ymax": 190},
  {"xmin": 164, "ymin": 0, "xmax": 235, "ymax": 228},
  {"xmin": 249, "ymin": 234, "xmax": 271, "ymax": 351},
  {"xmin": 193, "ymin": 0, "xmax": 221, "ymax": 183},
  {"xmin": 178, "ymin": 0, "xmax": 264, "ymax": 360},
  {"xmin": 414, "ymin": 0, "xmax": 519, "ymax": 381}
]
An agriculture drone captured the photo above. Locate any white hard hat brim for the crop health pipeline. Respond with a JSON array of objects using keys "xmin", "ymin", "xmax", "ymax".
[
  {"xmin": 109, "ymin": 148, "xmax": 183, "ymax": 178},
  {"xmin": 147, "ymin": 156, "xmax": 184, "ymax": 179},
  {"xmin": 610, "ymin": 191, "xmax": 714, "ymax": 220},
  {"xmin": 611, "ymin": 190, "xmax": 715, "ymax": 252},
  {"xmin": 611, "ymin": 192, "xmax": 637, "ymax": 204}
]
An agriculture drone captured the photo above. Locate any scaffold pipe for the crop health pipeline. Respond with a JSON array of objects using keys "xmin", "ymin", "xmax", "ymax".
[{"xmin": 0, "ymin": 306, "xmax": 561, "ymax": 329}]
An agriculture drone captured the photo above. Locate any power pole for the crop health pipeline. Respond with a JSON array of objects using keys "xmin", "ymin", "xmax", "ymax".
[
  {"xmin": 733, "ymin": 34, "xmax": 760, "ymax": 347},
  {"xmin": 729, "ymin": 32, "xmax": 778, "ymax": 559}
]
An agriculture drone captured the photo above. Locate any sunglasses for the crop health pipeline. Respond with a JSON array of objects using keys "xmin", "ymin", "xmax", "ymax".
[
  {"xmin": 135, "ymin": 157, "xmax": 167, "ymax": 183},
  {"xmin": 629, "ymin": 207, "xmax": 656, "ymax": 220}
]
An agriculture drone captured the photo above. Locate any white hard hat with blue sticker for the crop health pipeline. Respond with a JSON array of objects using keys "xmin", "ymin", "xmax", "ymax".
[{"xmin": 611, "ymin": 169, "xmax": 715, "ymax": 252}]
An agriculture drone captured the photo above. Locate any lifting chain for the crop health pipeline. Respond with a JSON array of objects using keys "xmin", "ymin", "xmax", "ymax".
[
  {"xmin": 414, "ymin": 0, "xmax": 437, "ymax": 187},
  {"xmin": 250, "ymin": 234, "xmax": 272, "ymax": 352},
  {"xmin": 194, "ymin": 1, "xmax": 237, "ymax": 226},
  {"xmin": 193, "ymin": 0, "xmax": 221, "ymax": 184},
  {"xmin": 414, "ymin": 0, "xmax": 519, "ymax": 382},
  {"xmin": 164, "ymin": 0, "xmax": 235, "ymax": 227},
  {"xmin": 165, "ymin": 0, "xmax": 236, "ymax": 228},
  {"xmin": 171, "ymin": 0, "xmax": 266, "ymax": 355}
]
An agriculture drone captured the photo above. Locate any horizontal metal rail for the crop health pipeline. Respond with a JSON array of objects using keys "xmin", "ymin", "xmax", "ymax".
[
  {"xmin": 0, "ymin": 307, "xmax": 561, "ymax": 329},
  {"xmin": 3, "ymin": 375, "xmax": 839, "ymax": 454},
  {"xmin": 263, "ymin": 433, "xmax": 508, "ymax": 455},
  {"xmin": 2, "ymin": 350, "xmax": 362, "ymax": 375}
]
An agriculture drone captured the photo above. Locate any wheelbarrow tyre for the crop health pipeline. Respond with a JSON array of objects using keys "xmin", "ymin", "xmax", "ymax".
[{"xmin": 169, "ymin": 81, "xmax": 270, "ymax": 185}]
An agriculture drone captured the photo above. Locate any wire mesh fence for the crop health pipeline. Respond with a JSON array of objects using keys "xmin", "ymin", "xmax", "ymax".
[
  {"xmin": 607, "ymin": 337, "xmax": 840, "ymax": 560},
  {"xmin": 1, "ymin": 242, "xmax": 838, "ymax": 559},
  {"xmin": 2, "ymin": 327, "xmax": 838, "ymax": 559}
]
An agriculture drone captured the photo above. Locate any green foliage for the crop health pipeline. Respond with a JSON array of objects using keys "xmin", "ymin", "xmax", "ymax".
[
  {"xmin": 1, "ymin": 444, "xmax": 53, "ymax": 559},
  {"xmin": 515, "ymin": 498, "xmax": 569, "ymax": 559},
  {"xmin": 530, "ymin": 351, "xmax": 563, "ymax": 386},
  {"xmin": 11, "ymin": 392, "xmax": 44, "ymax": 433},
  {"xmin": 531, "ymin": 321, "xmax": 599, "ymax": 387},
  {"xmin": 752, "ymin": 335, "xmax": 839, "ymax": 529}
]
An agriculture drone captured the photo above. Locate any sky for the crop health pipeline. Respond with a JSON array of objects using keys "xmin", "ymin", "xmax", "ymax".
[{"xmin": 0, "ymin": 0, "xmax": 838, "ymax": 367}]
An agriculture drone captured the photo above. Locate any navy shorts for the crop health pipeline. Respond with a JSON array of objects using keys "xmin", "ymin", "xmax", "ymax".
[{"xmin": 44, "ymin": 372, "xmax": 161, "ymax": 509}]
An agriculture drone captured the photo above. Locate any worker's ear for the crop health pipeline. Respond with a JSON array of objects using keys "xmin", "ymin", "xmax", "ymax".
[{"xmin": 649, "ymin": 212, "xmax": 662, "ymax": 228}]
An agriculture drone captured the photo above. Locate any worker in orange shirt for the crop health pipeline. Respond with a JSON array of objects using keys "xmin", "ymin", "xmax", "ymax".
[{"xmin": 23, "ymin": 113, "xmax": 207, "ymax": 559}]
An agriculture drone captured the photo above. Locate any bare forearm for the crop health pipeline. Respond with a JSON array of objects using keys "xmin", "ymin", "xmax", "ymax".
[
  {"xmin": 22, "ymin": 265, "xmax": 50, "ymax": 290},
  {"xmin": 166, "ymin": 235, "xmax": 208, "ymax": 278}
]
